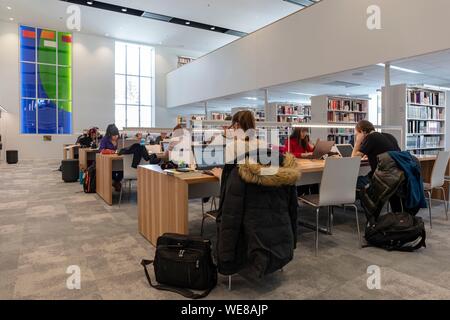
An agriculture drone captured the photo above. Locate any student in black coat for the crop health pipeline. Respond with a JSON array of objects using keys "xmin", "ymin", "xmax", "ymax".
[{"xmin": 210, "ymin": 111, "xmax": 300, "ymax": 278}]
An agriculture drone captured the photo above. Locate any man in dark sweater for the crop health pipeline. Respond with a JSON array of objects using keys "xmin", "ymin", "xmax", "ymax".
[{"xmin": 352, "ymin": 120, "xmax": 402, "ymax": 211}]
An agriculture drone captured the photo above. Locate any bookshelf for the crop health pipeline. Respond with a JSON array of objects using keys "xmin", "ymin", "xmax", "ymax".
[
  {"xmin": 276, "ymin": 103, "xmax": 311, "ymax": 123},
  {"xmin": 311, "ymin": 95, "xmax": 368, "ymax": 144},
  {"xmin": 383, "ymin": 84, "xmax": 447, "ymax": 156}
]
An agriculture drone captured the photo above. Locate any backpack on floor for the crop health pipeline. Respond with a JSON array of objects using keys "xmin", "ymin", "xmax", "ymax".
[
  {"xmin": 83, "ymin": 163, "xmax": 96, "ymax": 193},
  {"xmin": 364, "ymin": 212, "xmax": 426, "ymax": 252}
]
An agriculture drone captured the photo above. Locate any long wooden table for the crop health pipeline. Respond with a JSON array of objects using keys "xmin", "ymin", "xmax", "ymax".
[
  {"xmin": 138, "ymin": 155, "xmax": 448, "ymax": 246},
  {"xmin": 138, "ymin": 165, "xmax": 220, "ymax": 246},
  {"xmin": 63, "ymin": 144, "xmax": 79, "ymax": 160},
  {"xmin": 79, "ymin": 148, "xmax": 99, "ymax": 171},
  {"xmin": 96, "ymin": 154, "xmax": 123, "ymax": 205}
]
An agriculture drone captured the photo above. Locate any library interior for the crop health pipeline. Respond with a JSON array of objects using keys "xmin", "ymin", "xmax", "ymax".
[{"xmin": 1, "ymin": 0, "xmax": 450, "ymax": 301}]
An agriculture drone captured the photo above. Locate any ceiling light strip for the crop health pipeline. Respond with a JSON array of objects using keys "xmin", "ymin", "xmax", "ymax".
[{"xmin": 60, "ymin": 0, "xmax": 247, "ymax": 37}]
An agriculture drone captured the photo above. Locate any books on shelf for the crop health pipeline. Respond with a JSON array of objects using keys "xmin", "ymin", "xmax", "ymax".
[
  {"xmin": 211, "ymin": 112, "xmax": 231, "ymax": 120},
  {"xmin": 406, "ymin": 135, "xmax": 443, "ymax": 150},
  {"xmin": 276, "ymin": 104, "xmax": 310, "ymax": 123},
  {"xmin": 408, "ymin": 89, "xmax": 445, "ymax": 106},
  {"xmin": 407, "ymin": 106, "xmax": 444, "ymax": 120},
  {"xmin": 408, "ymin": 120, "xmax": 443, "ymax": 134},
  {"xmin": 327, "ymin": 112, "xmax": 366, "ymax": 123},
  {"xmin": 328, "ymin": 99, "xmax": 368, "ymax": 112}
]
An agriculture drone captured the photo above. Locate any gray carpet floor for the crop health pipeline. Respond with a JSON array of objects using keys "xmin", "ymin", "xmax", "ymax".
[{"xmin": 1, "ymin": 159, "xmax": 450, "ymax": 300}]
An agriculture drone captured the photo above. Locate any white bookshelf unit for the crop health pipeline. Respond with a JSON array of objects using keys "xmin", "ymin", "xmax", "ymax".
[
  {"xmin": 311, "ymin": 95, "xmax": 368, "ymax": 144},
  {"xmin": 383, "ymin": 84, "xmax": 447, "ymax": 156}
]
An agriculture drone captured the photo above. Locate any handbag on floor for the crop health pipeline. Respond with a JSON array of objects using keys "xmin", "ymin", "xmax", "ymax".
[{"xmin": 141, "ymin": 233, "xmax": 217, "ymax": 299}]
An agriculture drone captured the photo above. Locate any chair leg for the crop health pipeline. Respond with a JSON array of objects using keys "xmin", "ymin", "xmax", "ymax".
[
  {"xmin": 439, "ymin": 187, "xmax": 448, "ymax": 220},
  {"xmin": 315, "ymin": 208, "xmax": 320, "ymax": 256},
  {"xmin": 427, "ymin": 190, "xmax": 433, "ymax": 229},
  {"xmin": 228, "ymin": 275, "xmax": 232, "ymax": 291},
  {"xmin": 119, "ymin": 179, "xmax": 124, "ymax": 207},
  {"xmin": 200, "ymin": 201, "xmax": 206, "ymax": 237},
  {"xmin": 349, "ymin": 204, "xmax": 362, "ymax": 248}
]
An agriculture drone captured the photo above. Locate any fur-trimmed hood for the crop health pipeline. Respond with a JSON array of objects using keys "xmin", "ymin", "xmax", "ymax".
[{"xmin": 238, "ymin": 152, "xmax": 300, "ymax": 187}]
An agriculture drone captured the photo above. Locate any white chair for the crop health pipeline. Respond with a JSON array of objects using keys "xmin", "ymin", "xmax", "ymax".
[
  {"xmin": 119, "ymin": 154, "xmax": 146, "ymax": 207},
  {"xmin": 299, "ymin": 157, "xmax": 362, "ymax": 256},
  {"xmin": 424, "ymin": 151, "xmax": 450, "ymax": 228}
]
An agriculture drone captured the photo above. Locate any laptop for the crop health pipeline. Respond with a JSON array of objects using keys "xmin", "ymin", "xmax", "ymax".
[
  {"xmin": 192, "ymin": 144, "xmax": 225, "ymax": 171},
  {"xmin": 336, "ymin": 144, "xmax": 354, "ymax": 158},
  {"xmin": 303, "ymin": 139, "xmax": 335, "ymax": 160},
  {"xmin": 161, "ymin": 141, "xmax": 170, "ymax": 152}
]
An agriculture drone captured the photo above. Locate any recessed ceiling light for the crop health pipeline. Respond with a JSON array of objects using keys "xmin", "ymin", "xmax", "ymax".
[
  {"xmin": 376, "ymin": 63, "xmax": 422, "ymax": 74},
  {"xmin": 6, "ymin": 6, "xmax": 12, "ymax": 10},
  {"xmin": 289, "ymin": 92, "xmax": 314, "ymax": 96},
  {"xmin": 244, "ymin": 97, "xmax": 258, "ymax": 101},
  {"xmin": 105, "ymin": 33, "xmax": 109, "ymax": 37},
  {"xmin": 86, "ymin": 1, "xmax": 93, "ymax": 5},
  {"xmin": 185, "ymin": 21, "xmax": 190, "ymax": 25},
  {"xmin": 121, "ymin": 8, "xmax": 127, "ymax": 12},
  {"xmin": 9, "ymin": 17, "xmax": 14, "ymax": 21},
  {"xmin": 210, "ymin": 26, "xmax": 215, "ymax": 30}
]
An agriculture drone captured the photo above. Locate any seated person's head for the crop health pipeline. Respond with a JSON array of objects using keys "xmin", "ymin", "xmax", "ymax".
[
  {"xmin": 106, "ymin": 124, "xmax": 120, "ymax": 142},
  {"xmin": 230, "ymin": 111, "xmax": 256, "ymax": 140},
  {"xmin": 355, "ymin": 120, "xmax": 375, "ymax": 137},
  {"xmin": 135, "ymin": 133, "xmax": 143, "ymax": 140},
  {"xmin": 160, "ymin": 132, "xmax": 167, "ymax": 140}
]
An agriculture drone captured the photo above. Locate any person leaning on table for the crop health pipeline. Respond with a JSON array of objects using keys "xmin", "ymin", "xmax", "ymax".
[
  {"xmin": 352, "ymin": 119, "xmax": 402, "ymax": 212},
  {"xmin": 99, "ymin": 124, "xmax": 123, "ymax": 192}
]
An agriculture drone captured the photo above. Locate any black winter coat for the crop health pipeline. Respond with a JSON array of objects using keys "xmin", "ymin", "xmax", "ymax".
[{"xmin": 216, "ymin": 152, "xmax": 300, "ymax": 278}]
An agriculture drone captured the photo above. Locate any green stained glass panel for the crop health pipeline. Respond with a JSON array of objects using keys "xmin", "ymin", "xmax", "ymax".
[{"xmin": 58, "ymin": 66, "xmax": 72, "ymax": 100}]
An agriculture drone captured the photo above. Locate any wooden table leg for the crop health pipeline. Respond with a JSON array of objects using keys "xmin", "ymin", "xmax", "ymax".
[{"xmin": 96, "ymin": 155, "xmax": 113, "ymax": 206}]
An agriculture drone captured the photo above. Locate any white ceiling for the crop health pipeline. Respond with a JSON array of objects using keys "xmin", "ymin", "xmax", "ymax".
[
  {"xmin": 0, "ymin": 0, "xmax": 304, "ymax": 53},
  {"xmin": 173, "ymin": 48, "xmax": 450, "ymax": 114}
]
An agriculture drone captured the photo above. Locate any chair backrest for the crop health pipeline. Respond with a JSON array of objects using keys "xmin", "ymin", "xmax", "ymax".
[
  {"xmin": 430, "ymin": 151, "xmax": 450, "ymax": 188},
  {"xmin": 319, "ymin": 157, "xmax": 361, "ymax": 206},
  {"xmin": 146, "ymin": 144, "xmax": 161, "ymax": 154},
  {"xmin": 122, "ymin": 154, "xmax": 146, "ymax": 180}
]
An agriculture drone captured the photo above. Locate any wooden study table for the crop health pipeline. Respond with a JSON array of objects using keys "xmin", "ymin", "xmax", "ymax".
[
  {"xmin": 138, "ymin": 165, "xmax": 220, "ymax": 246},
  {"xmin": 63, "ymin": 144, "xmax": 79, "ymax": 160},
  {"xmin": 78, "ymin": 148, "xmax": 99, "ymax": 171},
  {"xmin": 96, "ymin": 154, "xmax": 124, "ymax": 205}
]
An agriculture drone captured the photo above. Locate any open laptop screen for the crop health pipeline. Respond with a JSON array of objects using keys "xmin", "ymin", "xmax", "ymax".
[
  {"xmin": 336, "ymin": 144, "xmax": 354, "ymax": 158},
  {"xmin": 192, "ymin": 145, "xmax": 225, "ymax": 170}
]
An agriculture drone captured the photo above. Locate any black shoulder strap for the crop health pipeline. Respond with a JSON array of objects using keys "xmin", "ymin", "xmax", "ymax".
[{"xmin": 140, "ymin": 260, "xmax": 213, "ymax": 299}]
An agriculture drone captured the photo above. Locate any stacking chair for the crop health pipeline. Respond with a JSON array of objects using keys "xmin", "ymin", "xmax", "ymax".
[
  {"xmin": 299, "ymin": 157, "xmax": 362, "ymax": 256},
  {"xmin": 119, "ymin": 154, "xmax": 146, "ymax": 207},
  {"xmin": 424, "ymin": 151, "xmax": 450, "ymax": 228},
  {"xmin": 200, "ymin": 197, "xmax": 218, "ymax": 237}
]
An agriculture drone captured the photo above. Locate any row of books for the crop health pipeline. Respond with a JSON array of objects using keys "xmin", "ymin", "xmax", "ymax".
[
  {"xmin": 408, "ymin": 89, "xmax": 445, "ymax": 106},
  {"xmin": 407, "ymin": 106, "xmax": 445, "ymax": 120},
  {"xmin": 277, "ymin": 104, "xmax": 311, "ymax": 116},
  {"xmin": 328, "ymin": 128, "xmax": 354, "ymax": 135},
  {"xmin": 211, "ymin": 112, "xmax": 231, "ymax": 120},
  {"xmin": 408, "ymin": 120, "xmax": 443, "ymax": 134},
  {"xmin": 411, "ymin": 149, "xmax": 441, "ymax": 156},
  {"xmin": 328, "ymin": 99, "xmax": 368, "ymax": 112},
  {"xmin": 328, "ymin": 135, "xmax": 352, "ymax": 144},
  {"xmin": 277, "ymin": 116, "xmax": 309, "ymax": 123},
  {"xmin": 406, "ymin": 136, "xmax": 443, "ymax": 149},
  {"xmin": 327, "ymin": 112, "xmax": 366, "ymax": 123}
]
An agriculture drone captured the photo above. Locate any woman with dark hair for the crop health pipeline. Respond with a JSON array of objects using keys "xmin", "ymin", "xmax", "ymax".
[
  {"xmin": 284, "ymin": 128, "xmax": 315, "ymax": 158},
  {"xmin": 210, "ymin": 110, "xmax": 299, "ymax": 278},
  {"xmin": 99, "ymin": 124, "xmax": 123, "ymax": 192}
]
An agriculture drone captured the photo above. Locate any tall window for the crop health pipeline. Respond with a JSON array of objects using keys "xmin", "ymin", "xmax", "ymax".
[{"xmin": 115, "ymin": 42, "xmax": 155, "ymax": 130}]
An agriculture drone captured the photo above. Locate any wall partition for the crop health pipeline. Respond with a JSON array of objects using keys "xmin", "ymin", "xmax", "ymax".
[{"xmin": 19, "ymin": 25, "xmax": 72, "ymax": 134}]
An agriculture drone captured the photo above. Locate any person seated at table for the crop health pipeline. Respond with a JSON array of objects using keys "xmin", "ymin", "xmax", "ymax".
[
  {"xmin": 135, "ymin": 132, "xmax": 143, "ymax": 141},
  {"xmin": 99, "ymin": 124, "xmax": 123, "ymax": 192},
  {"xmin": 283, "ymin": 128, "xmax": 318, "ymax": 195},
  {"xmin": 154, "ymin": 132, "xmax": 168, "ymax": 145},
  {"xmin": 283, "ymin": 128, "xmax": 315, "ymax": 158},
  {"xmin": 210, "ymin": 110, "xmax": 299, "ymax": 278},
  {"xmin": 352, "ymin": 120, "xmax": 402, "ymax": 210}
]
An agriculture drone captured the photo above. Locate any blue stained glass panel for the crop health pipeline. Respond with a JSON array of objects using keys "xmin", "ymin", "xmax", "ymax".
[
  {"xmin": 20, "ymin": 26, "xmax": 36, "ymax": 62},
  {"xmin": 37, "ymin": 100, "xmax": 57, "ymax": 134},
  {"xmin": 20, "ymin": 62, "xmax": 36, "ymax": 98},
  {"xmin": 21, "ymin": 99, "xmax": 37, "ymax": 134}
]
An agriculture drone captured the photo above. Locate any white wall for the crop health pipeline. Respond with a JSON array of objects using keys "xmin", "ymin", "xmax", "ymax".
[
  {"xmin": 0, "ymin": 20, "xmax": 203, "ymax": 160},
  {"xmin": 167, "ymin": 0, "xmax": 450, "ymax": 108},
  {"xmin": 155, "ymin": 47, "xmax": 203, "ymax": 128}
]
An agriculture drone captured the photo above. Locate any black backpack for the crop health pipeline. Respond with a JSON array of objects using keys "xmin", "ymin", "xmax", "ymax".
[
  {"xmin": 141, "ymin": 233, "xmax": 217, "ymax": 299},
  {"xmin": 364, "ymin": 212, "xmax": 426, "ymax": 251},
  {"xmin": 83, "ymin": 163, "xmax": 96, "ymax": 193}
]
